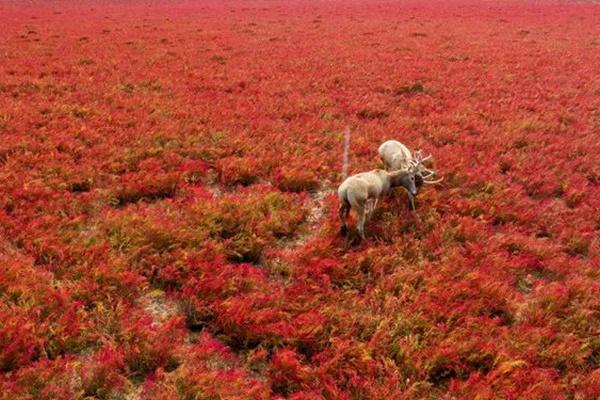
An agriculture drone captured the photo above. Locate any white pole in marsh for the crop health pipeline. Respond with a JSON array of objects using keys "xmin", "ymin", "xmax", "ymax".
[{"xmin": 342, "ymin": 126, "xmax": 350, "ymax": 179}]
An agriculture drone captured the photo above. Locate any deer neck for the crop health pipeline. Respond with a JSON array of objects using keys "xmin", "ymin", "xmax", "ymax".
[{"xmin": 388, "ymin": 170, "xmax": 407, "ymax": 188}]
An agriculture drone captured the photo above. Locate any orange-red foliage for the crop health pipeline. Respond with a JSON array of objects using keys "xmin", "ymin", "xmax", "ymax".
[{"xmin": 1, "ymin": 0, "xmax": 599, "ymax": 398}]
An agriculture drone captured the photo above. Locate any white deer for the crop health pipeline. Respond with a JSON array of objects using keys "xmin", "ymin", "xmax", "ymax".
[
  {"xmin": 378, "ymin": 140, "xmax": 443, "ymax": 209},
  {"xmin": 338, "ymin": 169, "xmax": 418, "ymax": 240}
]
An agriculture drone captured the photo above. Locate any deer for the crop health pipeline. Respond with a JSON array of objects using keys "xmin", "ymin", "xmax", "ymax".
[
  {"xmin": 378, "ymin": 139, "xmax": 443, "ymax": 210},
  {"xmin": 378, "ymin": 140, "xmax": 413, "ymax": 171},
  {"xmin": 338, "ymin": 169, "xmax": 418, "ymax": 240}
]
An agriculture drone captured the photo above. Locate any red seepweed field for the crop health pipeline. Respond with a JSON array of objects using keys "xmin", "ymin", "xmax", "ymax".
[{"xmin": 1, "ymin": 0, "xmax": 600, "ymax": 398}]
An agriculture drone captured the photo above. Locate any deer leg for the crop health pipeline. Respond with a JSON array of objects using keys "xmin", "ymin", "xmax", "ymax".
[
  {"xmin": 381, "ymin": 157, "xmax": 389, "ymax": 171},
  {"xmin": 339, "ymin": 201, "xmax": 350, "ymax": 236},
  {"xmin": 356, "ymin": 206, "xmax": 367, "ymax": 240},
  {"xmin": 367, "ymin": 198, "xmax": 378, "ymax": 220}
]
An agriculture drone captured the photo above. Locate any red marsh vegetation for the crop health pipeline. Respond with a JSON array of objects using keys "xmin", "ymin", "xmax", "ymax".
[{"xmin": 1, "ymin": 0, "xmax": 599, "ymax": 398}]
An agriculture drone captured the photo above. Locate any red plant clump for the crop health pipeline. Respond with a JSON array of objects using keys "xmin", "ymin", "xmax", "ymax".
[{"xmin": 1, "ymin": 0, "xmax": 600, "ymax": 398}]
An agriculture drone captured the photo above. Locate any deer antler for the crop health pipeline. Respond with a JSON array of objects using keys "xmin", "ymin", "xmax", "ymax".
[
  {"xmin": 422, "ymin": 176, "xmax": 444, "ymax": 184},
  {"xmin": 419, "ymin": 154, "xmax": 432, "ymax": 163},
  {"xmin": 411, "ymin": 151, "xmax": 432, "ymax": 171},
  {"xmin": 412, "ymin": 150, "xmax": 442, "ymax": 183}
]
